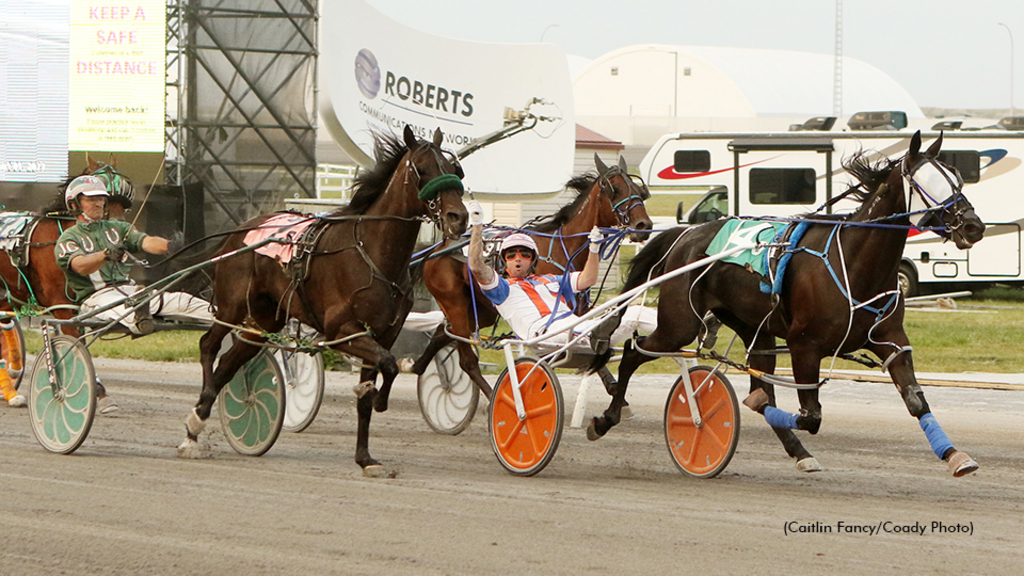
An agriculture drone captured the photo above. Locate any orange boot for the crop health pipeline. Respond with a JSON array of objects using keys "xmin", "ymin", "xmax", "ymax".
[
  {"xmin": 0, "ymin": 319, "xmax": 23, "ymax": 379},
  {"xmin": 0, "ymin": 360, "xmax": 25, "ymax": 407}
]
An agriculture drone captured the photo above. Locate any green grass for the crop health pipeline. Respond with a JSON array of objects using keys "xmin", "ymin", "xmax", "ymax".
[{"xmin": 17, "ymin": 287, "xmax": 1024, "ymax": 374}]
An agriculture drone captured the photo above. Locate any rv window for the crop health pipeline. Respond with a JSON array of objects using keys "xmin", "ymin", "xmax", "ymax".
[
  {"xmin": 673, "ymin": 150, "xmax": 711, "ymax": 173},
  {"xmin": 749, "ymin": 168, "xmax": 816, "ymax": 205},
  {"xmin": 937, "ymin": 150, "xmax": 981, "ymax": 184}
]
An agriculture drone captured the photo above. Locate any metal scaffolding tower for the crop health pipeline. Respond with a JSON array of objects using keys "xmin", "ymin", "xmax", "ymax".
[{"xmin": 165, "ymin": 0, "xmax": 318, "ymax": 232}]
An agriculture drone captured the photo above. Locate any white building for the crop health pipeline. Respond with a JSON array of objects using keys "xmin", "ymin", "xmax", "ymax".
[{"xmin": 573, "ymin": 44, "xmax": 925, "ymax": 147}]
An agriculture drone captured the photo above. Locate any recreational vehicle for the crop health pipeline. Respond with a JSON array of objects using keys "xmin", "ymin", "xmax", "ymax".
[{"xmin": 638, "ymin": 119, "xmax": 1024, "ymax": 295}]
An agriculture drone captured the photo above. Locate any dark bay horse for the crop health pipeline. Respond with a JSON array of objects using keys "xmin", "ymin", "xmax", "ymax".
[
  {"xmin": 410, "ymin": 155, "xmax": 653, "ymax": 398},
  {"xmin": 589, "ymin": 131, "xmax": 985, "ymax": 477},
  {"xmin": 180, "ymin": 126, "xmax": 469, "ymax": 476}
]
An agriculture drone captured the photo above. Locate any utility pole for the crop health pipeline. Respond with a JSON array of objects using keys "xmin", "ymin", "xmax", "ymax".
[{"xmin": 833, "ymin": 0, "xmax": 843, "ymax": 118}]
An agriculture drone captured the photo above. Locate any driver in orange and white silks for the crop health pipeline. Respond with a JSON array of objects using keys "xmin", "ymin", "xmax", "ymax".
[{"xmin": 466, "ymin": 201, "xmax": 655, "ymax": 346}]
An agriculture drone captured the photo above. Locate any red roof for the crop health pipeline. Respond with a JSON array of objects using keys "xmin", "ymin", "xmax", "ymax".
[{"xmin": 575, "ymin": 124, "xmax": 624, "ymax": 150}]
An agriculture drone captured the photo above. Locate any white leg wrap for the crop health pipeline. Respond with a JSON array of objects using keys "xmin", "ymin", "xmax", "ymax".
[
  {"xmin": 185, "ymin": 407, "xmax": 206, "ymax": 437},
  {"xmin": 352, "ymin": 381, "xmax": 377, "ymax": 398}
]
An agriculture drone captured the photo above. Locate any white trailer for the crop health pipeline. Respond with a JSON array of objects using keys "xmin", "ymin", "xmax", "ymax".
[{"xmin": 638, "ymin": 127, "xmax": 1024, "ymax": 295}]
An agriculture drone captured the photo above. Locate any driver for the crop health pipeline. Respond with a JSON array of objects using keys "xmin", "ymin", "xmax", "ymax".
[
  {"xmin": 466, "ymin": 200, "xmax": 655, "ymax": 345},
  {"xmin": 55, "ymin": 175, "xmax": 214, "ymax": 410}
]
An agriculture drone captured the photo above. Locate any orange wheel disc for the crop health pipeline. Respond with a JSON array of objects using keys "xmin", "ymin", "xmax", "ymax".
[
  {"xmin": 488, "ymin": 358, "xmax": 563, "ymax": 476},
  {"xmin": 664, "ymin": 366, "xmax": 739, "ymax": 478}
]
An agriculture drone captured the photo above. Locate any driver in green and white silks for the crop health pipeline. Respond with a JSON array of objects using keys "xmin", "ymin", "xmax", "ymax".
[{"xmin": 55, "ymin": 175, "xmax": 214, "ymax": 336}]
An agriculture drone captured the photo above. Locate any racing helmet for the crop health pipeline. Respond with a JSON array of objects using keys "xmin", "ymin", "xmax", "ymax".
[
  {"xmin": 65, "ymin": 175, "xmax": 110, "ymax": 211},
  {"xmin": 499, "ymin": 233, "xmax": 538, "ymax": 257}
]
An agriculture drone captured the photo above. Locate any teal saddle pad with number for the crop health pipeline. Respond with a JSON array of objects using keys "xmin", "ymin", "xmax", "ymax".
[{"xmin": 706, "ymin": 219, "xmax": 787, "ymax": 276}]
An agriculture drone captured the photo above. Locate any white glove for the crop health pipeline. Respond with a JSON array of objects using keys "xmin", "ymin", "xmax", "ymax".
[
  {"xmin": 589, "ymin": 226, "xmax": 602, "ymax": 253},
  {"xmin": 468, "ymin": 200, "xmax": 484, "ymax": 226}
]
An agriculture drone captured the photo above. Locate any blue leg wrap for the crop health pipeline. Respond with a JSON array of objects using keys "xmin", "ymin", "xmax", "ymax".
[
  {"xmin": 919, "ymin": 413, "xmax": 954, "ymax": 459},
  {"xmin": 763, "ymin": 406, "xmax": 799, "ymax": 430}
]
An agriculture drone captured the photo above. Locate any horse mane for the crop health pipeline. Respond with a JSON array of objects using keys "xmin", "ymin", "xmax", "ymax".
[
  {"xmin": 524, "ymin": 173, "xmax": 597, "ymax": 233},
  {"xmin": 341, "ymin": 131, "xmax": 411, "ymax": 216},
  {"xmin": 842, "ymin": 151, "xmax": 897, "ymax": 204}
]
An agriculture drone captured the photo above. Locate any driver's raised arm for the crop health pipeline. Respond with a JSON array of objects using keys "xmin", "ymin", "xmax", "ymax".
[{"xmin": 467, "ymin": 201, "xmax": 495, "ymax": 285}]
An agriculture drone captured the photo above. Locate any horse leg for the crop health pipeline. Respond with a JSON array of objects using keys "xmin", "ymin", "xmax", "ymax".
[
  {"xmin": 739, "ymin": 333, "xmax": 822, "ymax": 472},
  {"xmin": 867, "ymin": 338, "xmax": 978, "ymax": 477},
  {"xmin": 332, "ymin": 330, "xmax": 402, "ymax": 476},
  {"xmin": 588, "ymin": 318, "xmax": 696, "ymax": 440},
  {"xmin": 409, "ymin": 326, "xmax": 451, "ymax": 375},
  {"xmin": 178, "ymin": 326, "xmax": 262, "ymax": 458}
]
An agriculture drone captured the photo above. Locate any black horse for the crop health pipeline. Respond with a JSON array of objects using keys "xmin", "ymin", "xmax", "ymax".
[
  {"xmin": 589, "ymin": 131, "xmax": 985, "ymax": 477},
  {"xmin": 178, "ymin": 126, "xmax": 468, "ymax": 476}
]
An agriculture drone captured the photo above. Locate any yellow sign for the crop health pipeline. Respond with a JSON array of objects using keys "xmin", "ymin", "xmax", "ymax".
[{"xmin": 69, "ymin": 1, "xmax": 166, "ymax": 152}]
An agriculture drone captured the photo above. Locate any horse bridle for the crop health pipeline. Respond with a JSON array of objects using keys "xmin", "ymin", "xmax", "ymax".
[
  {"xmin": 901, "ymin": 156, "xmax": 971, "ymax": 237},
  {"xmin": 598, "ymin": 167, "xmax": 650, "ymax": 227},
  {"xmin": 402, "ymin": 143, "xmax": 465, "ymax": 228}
]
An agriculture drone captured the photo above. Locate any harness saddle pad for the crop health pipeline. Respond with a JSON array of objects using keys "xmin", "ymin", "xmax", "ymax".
[
  {"xmin": 0, "ymin": 212, "xmax": 38, "ymax": 267},
  {"xmin": 706, "ymin": 219, "xmax": 786, "ymax": 276},
  {"xmin": 242, "ymin": 212, "xmax": 317, "ymax": 264}
]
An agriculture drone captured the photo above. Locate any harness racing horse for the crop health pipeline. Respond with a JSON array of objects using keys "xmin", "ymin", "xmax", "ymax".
[
  {"xmin": 180, "ymin": 126, "xmax": 469, "ymax": 476},
  {"xmin": 410, "ymin": 154, "xmax": 653, "ymax": 400},
  {"xmin": 588, "ymin": 131, "xmax": 985, "ymax": 477}
]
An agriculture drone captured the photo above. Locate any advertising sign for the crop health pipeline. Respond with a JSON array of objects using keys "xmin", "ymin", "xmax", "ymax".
[
  {"xmin": 320, "ymin": 0, "xmax": 575, "ymax": 196},
  {"xmin": 68, "ymin": 0, "xmax": 165, "ymax": 152}
]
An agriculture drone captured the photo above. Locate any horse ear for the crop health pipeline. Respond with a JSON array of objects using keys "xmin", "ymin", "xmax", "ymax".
[
  {"xmin": 618, "ymin": 156, "xmax": 628, "ymax": 173},
  {"xmin": 403, "ymin": 124, "xmax": 418, "ymax": 149},
  {"xmin": 906, "ymin": 130, "xmax": 923, "ymax": 166},
  {"xmin": 433, "ymin": 127, "xmax": 443, "ymax": 147},
  {"xmin": 594, "ymin": 153, "xmax": 609, "ymax": 175},
  {"xmin": 87, "ymin": 155, "xmax": 99, "ymax": 172},
  {"xmin": 924, "ymin": 131, "xmax": 944, "ymax": 158}
]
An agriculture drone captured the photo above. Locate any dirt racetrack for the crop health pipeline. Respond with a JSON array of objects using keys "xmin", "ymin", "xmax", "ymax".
[{"xmin": 1, "ymin": 357, "xmax": 1022, "ymax": 576}]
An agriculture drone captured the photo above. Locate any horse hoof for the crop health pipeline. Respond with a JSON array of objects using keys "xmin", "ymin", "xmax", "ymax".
[
  {"xmin": 742, "ymin": 389, "xmax": 769, "ymax": 412},
  {"xmin": 796, "ymin": 457, "xmax": 822, "ymax": 473},
  {"xmin": 947, "ymin": 451, "xmax": 979, "ymax": 477},
  {"xmin": 176, "ymin": 438, "xmax": 208, "ymax": 459},
  {"xmin": 397, "ymin": 357, "xmax": 415, "ymax": 373},
  {"xmin": 362, "ymin": 464, "xmax": 395, "ymax": 478},
  {"xmin": 586, "ymin": 419, "xmax": 604, "ymax": 441},
  {"xmin": 620, "ymin": 405, "xmax": 634, "ymax": 420}
]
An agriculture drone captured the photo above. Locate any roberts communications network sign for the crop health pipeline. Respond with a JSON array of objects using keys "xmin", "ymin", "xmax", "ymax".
[
  {"xmin": 69, "ymin": 1, "xmax": 165, "ymax": 152},
  {"xmin": 320, "ymin": 0, "xmax": 575, "ymax": 195}
]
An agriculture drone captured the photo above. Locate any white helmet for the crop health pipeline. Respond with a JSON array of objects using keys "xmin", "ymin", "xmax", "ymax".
[
  {"xmin": 499, "ymin": 233, "xmax": 538, "ymax": 255},
  {"xmin": 65, "ymin": 175, "xmax": 109, "ymax": 210}
]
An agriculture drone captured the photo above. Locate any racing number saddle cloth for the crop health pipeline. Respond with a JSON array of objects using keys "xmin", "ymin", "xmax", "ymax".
[{"xmin": 706, "ymin": 218, "xmax": 810, "ymax": 294}]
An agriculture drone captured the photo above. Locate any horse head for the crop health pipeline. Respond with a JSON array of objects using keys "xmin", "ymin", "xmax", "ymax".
[
  {"xmin": 88, "ymin": 156, "xmax": 135, "ymax": 210},
  {"xmin": 594, "ymin": 154, "xmax": 653, "ymax": 241},
  {"xmin": 903, "ymin": 131, "xmax": 985, "ymax": 249},
  {"xmin": 400, "ymin": 125, "xmax": 468, "ymax": 240}
]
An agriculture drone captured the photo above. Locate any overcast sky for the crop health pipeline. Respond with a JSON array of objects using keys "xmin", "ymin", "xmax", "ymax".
[{"xmin": 366, "ymin": 0, "xmax": 1023, "ymax": 112}]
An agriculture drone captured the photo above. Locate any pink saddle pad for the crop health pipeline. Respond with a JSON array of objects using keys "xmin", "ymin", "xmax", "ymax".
[{"xmin": 242, "ymin": 213, "xmax": 316, "ymax": 264}]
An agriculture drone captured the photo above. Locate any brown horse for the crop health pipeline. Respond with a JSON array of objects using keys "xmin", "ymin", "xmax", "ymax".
[
  {"xmin": 589, "ymin": 131, "xmax": 986, "ymax": 477},
  {"xmin": 410, "ymin": 155, "xmax": 654, "ymax": 399},
  {"xmin": 180, "ymin": 126, "xmax": 469, "ymax": 475}
]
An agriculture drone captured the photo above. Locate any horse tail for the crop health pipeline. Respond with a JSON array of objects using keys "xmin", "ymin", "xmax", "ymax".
[
  {"xmin": 622, "ymin": 226, "xmax": 688, "ymax": 291},
  {"xmin": 587, "ymin": 226, "xmax": 689, "ymax": 374}
]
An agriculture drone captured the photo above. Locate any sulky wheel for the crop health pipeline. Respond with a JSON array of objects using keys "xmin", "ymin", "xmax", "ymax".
[
  {"xmin": 488, "ymin": 357, "xmax": 563, "ymax": 476},
  {"xmin": 218, "ymin": 349, "xmax": 285, "ymax": 456},
  {"xmin": 664, "ymin": 365, "xmax": 740, "ymax": 478},
  {"xmin": 417, "ymin": 343, "xmax": 479, "ymax": 435},
  {"xmin": 27, "ymin": 335, "xmax": 97, "ymax": 454},
  {"xmin": 278, "ymin": 349, "xmax": 324, "ymax": 433}
]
